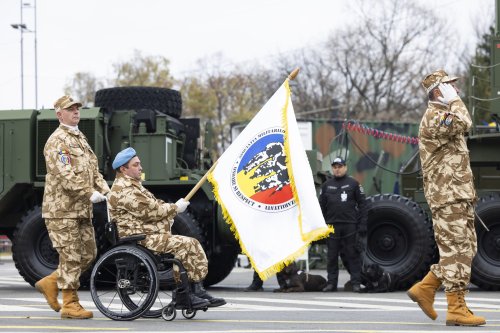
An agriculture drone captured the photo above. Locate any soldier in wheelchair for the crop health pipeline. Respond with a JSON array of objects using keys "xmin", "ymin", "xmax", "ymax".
[{"xmin": 91, "ymin": 147, "xmax": 225, "ymax": 320}]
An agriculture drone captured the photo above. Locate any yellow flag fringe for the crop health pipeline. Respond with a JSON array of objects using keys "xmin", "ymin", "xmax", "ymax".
[{"xmin": 282, "ymin": 80, "xmax": 333, "ymax": 244}]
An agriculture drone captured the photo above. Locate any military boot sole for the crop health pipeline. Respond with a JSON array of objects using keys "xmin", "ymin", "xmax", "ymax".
[
  {"xmin": 446, "ymin": 319, "xmax": 486, "ymax": 326},
  {"xmin": 35, "ymin": 282, "xmax": 61, "ymax": 312},
  {"xmin": 61, "ymin": 312, "xmax": 93, "ymax": 319},
  {"xmin": 407, "ymin": 290, "xmax": 437, "ymax": 320},
  {"xmin": 207, "ymin": 299, "xmax": 226, "ymax": 307},
  {"xmin": 175, "ymin": 300, "xmax": 210, "ymax": 310}
]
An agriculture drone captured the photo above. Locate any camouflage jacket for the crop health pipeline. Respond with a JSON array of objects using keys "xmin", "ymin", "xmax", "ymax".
[
  {"xmin": 108, "ymin": 173, "xmax": 178, "ymax": 238},
  {"xmin": 418, "ymin": 98, "xmax": 476, "ymax": 209},
  {"xmin": 42, "ymin": 125, "xmax": 109, "ymax": 218}
]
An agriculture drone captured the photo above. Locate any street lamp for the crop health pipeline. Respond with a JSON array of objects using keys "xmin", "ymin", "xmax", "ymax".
[
  {"xmin": 10, "ymin": 22, "xmax": 27, "ymax": 109},
  {"xmin": 10, "ymin": 0, "xmax": 37, "ymax": 110}
]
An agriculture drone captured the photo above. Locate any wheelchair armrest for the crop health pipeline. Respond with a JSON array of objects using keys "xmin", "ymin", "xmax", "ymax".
[{"xmin": 118, "ymin": 234, "xmax": 146, "ymax": 243}]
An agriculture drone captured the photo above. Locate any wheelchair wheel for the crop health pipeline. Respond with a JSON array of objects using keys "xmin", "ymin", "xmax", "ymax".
[
  {"xmin": 141, "ymin": 289, "xmax": 174, "ymax": 318},
  {"xmin": 182, "ymin": 308, "xmax": 197, "ymax": 319},
  {"xmin": 139, "ymin": 255, "xmax": 176, "ymax": 318},
  {"xmin": 161, "ymin": 304, "xmax": 176, "ymax": 321},
  {"xmin": 90, "ymin": 245, "xmax": 159, "ymax": 321}
]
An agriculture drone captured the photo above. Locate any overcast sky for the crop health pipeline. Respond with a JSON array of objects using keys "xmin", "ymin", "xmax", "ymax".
[{"xmin": 0, "ymin": 0, "xmax": 494, "ymax": 110}]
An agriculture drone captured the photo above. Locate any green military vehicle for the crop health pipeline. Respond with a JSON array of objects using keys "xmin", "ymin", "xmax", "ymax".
[{"xmin": 0, "ymin": 87, "xmax": 241, "ymax": 287}]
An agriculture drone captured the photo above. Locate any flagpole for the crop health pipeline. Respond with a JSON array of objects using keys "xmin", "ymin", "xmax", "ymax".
[
  {"xmin": 288, "ymin": 67, "xmax": 300, "ymax": 81},
  {"xmin": 183, "ymin": 67, "xmax": 299, "ymax": 202},
  {"xmin": 184, "ymin": 162, "xmax": 217, "ymax": 201}
]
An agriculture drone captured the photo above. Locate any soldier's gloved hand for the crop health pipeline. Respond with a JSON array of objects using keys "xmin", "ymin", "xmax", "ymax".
[
  {"xmin": 175, "ymin": 198, "xmax": 190, "ymax": 213},
  {"xmin": 90, "ymin": 191, "xmax": 106, "ymax": 203},
  {"xmin": 437, "ymin": 83, "xmax": 459, "ymax": 105},
  {"xmin": 358, "ymin": 225, "xmax": 367, "ymax": 237}
]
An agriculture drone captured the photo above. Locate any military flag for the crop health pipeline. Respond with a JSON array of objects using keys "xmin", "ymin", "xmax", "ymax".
[{"xmin": 208, "ymin": 75, "xmax": 332, "ymax": 279}]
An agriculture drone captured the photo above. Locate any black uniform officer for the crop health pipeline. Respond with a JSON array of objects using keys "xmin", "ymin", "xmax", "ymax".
[{"xmin": 319, "ymin": 157, "xmax": 367, "ymax": 292}]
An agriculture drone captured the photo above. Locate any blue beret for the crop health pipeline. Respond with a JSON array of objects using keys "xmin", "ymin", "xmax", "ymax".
[{"xmin": 112, "ymin": 147, "xmax": 137, "ymax": 169}]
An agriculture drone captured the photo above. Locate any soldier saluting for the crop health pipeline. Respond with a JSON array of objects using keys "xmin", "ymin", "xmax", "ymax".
[
  {"xmin": 35, "ymin": 95, "xmax": 109, "ymax": 319},
  {"xmin": 407, "ymin": 70, "xmax": 485, "ymax": 326}
]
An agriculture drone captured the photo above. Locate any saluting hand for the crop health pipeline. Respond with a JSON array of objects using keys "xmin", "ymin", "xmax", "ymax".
[{"xmin": 437, "ymin": 83, "xmax": 459, "ymax": 105}]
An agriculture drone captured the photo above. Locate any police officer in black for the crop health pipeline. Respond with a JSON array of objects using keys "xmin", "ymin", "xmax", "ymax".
[{"xmin": 319, "ymin": 157, "xmax": 367, "ymax": 292}]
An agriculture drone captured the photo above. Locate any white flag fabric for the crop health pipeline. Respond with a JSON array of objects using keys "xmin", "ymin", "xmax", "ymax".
[{"xmin": 208, "ymin": 79, "xmax": 332, "ymax": 280}]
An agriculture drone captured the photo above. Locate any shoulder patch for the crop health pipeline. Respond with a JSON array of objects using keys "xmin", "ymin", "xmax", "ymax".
[
  {"xmin": 440, "ymin": 113, "xmax": 453, "ymax": 127},
  {"xmin": 59, "ymin": 150, "xmax": 71, "ymax": 166}
]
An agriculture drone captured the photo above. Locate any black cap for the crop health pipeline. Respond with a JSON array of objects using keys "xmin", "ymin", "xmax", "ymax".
[{"xmin": 331, "ymin": 157, "xmax": 346, "ymax": 166}]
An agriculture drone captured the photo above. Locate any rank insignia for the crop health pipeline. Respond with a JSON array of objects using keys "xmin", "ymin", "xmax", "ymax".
[{"xmin": 59, "ymin": 150, "xmax": 71, "ymax": 166}]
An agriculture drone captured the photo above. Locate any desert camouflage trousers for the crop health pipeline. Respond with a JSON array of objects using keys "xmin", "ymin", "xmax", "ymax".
[
  {"xmin": 140, "ymin": 233, "xmax": 208, "ymax": 282},
  {"xmin": 45, "ymin": 218, "xmax": 97, "ymax": 289},
  {"xmin": 430, "ymin": 201, "xmax": 477, "ymax": 292}
]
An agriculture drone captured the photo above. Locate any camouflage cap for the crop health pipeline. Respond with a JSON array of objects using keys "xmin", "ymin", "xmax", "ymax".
[
  {"xmin": 53, "ymin": 95, "xmax": 82, "ymax": 112},
  {"xmin": 421, "ymin": 69, "xmax": 459, "ymax": 93}
]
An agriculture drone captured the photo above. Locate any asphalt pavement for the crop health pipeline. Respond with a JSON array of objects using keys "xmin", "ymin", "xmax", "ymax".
[{"xmin": 1, "ymin": 254, "xmax": 499, "ymax": 333}]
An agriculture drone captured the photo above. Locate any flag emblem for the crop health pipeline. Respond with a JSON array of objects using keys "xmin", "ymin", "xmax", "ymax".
[{"xmin": 232, "ymin": 127, "xmax": 295, "ymax": 212}]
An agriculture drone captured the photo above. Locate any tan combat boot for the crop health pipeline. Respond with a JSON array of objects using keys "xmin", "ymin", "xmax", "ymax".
[
  {"xmin": 35, "ymin": 271, "xmax": 61, "ymax": 312},
  {"xmin": 407, "ymin": 271, "xmax": 441, "ymax": 320},
  {"xmin": 61, "ymin": 289, "xmax": 93, "ymax": 319},
  {"xmin": 446, "ymin": 291, "xmax": 486, "ymax": 326}
]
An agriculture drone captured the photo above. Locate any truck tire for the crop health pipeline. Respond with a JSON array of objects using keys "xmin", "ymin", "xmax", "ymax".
[
  {"xmin": 12, "ymin": 204, "xmax": 110, "ymax": 287},
  {"xmin": 12, "ymin": 206, "xmax": 58, "ymax": 286},
  {"xmin": 95, "ymin": 87, "xmax": 182, "ymax": 118},
  {"xmin": 471, "ymin": 194, "xmax": 500, "ymax": 291},
  {"xmin": 203, "ymin": 246, "xmax": 239, "ymax": 286},
  {"xmin": 171, "ymin": 211, "xmax": 237, "ymax": 286},
  {"xmin": 363, "ymin": 194, "xmax": 437, "ymax": 290}
]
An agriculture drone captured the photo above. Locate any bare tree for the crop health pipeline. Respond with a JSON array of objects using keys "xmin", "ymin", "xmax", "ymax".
[
  {"xmin": 110, "ymin": 49, "xmax": 175, "ymax": 88},
  {"xmin": 63, "ymin": 72, "xmax": 103, "ymax": 106},
  {"xmin": 179, "ymin": 54, "xmax": 271, "ymax": 152},
  {"xmin": 326, "ymin": 0, "xmax": 457, "ymax": 122}
]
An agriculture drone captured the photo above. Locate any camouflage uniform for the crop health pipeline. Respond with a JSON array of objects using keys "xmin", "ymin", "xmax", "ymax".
[
  {"xmin": 42, "ymin": 125, "xmax": 110, "ymax": 289},
  {"xmin": 419, "ymin": 96, "xmax": 477, "ymax": 292},
  {"xmin": 108, "ymin": 173, "xmax": 208, "ymax": 282}
]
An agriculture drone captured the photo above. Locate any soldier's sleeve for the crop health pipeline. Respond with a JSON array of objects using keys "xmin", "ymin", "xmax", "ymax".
[
  {"xmin": 354, "ymin": 180, "xmax": 367, "ymax": 227},
  {"xmin": 433, "ymin": 99, "xmax": 472, "ymax": 138},
  {"xmin": 91, "ymin": 154, "xmax": 110, "ymax": 195},
  {"xmin": 117, "ymin": 187, "xmax": 177, "ymax": 223},
  {"xmin": 319, "ymin": 183, "xmax": 327, "ymax": 217},
  {"xmin": 44, "ymin": 139, "xmax": 93, "ymax": 200}
]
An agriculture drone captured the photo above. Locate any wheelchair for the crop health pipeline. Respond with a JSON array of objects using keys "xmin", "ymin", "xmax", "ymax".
[{"xmin": 90, "ymin": 221, "xmax": 208, "ymax": 321}]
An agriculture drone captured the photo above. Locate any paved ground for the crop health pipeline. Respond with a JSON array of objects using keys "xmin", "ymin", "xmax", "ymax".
[{"xmin": 1, "ymin": 254, "xmax": 499, "ymax": 333}]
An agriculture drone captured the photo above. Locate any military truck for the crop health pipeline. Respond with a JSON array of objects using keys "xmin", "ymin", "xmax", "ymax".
[{"xmin": 0, "ymin": 87, "xmax": 242, "ymax": 287}]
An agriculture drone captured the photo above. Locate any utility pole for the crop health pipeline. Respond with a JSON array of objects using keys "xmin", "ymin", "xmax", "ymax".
[{"xmin": 10, "ymin": 0, "xmax": 38, "ymax": 110}]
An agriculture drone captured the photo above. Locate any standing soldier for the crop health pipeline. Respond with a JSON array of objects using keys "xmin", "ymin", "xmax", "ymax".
[
  {"xmin": 319, "ymin": 157, "xmax": 367, "ymax": 292},
  {"xmin": 108, "ymin": 147, "xmax": 225, "ymax": 308},
  {"xmin": 35, "ymin": 95, "xmax": 109, "ymax": 319},
  {"xmin": 407, "ymin": 70, "xmax": 485, "ymax": 326}
]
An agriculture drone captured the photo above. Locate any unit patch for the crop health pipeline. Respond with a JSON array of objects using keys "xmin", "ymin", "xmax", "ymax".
[
  {"xmin": 440, "ymin": 113, "xmax": 453, "ymax": 127},
  {"xmin": 59, "ymin": 150, "xmax": 71, "ymax": 168}
]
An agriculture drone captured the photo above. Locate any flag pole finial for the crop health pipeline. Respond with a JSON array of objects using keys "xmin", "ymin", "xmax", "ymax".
[{"xmin": 288, "ymin": 68, "xmax": 300, "ymax": 81}]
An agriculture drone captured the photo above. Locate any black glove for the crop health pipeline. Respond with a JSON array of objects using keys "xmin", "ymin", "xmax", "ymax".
[
  {"xmin": 355, "ymin": 233, "xmax": 365, "ymax": 253},
  {"xmin": 357, "ymin": 225, "xmax": 367, "ymax": 237}
]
